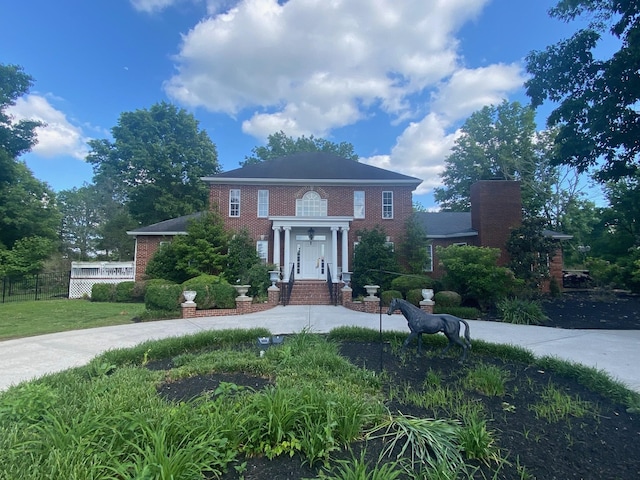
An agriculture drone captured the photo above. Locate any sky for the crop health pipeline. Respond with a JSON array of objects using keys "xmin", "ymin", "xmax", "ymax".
[{"xmin": 0, "ymin": 0, "xmax": 600, "ymax": 210}]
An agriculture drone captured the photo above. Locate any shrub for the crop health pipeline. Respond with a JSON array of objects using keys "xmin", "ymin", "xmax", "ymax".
[
  {"xmin": 91, "ymin": 283, "xmax": 116, "ymax": 302},
  {"xmin": 144, "ymin": 282, "xmax": 182, "ymax": 312},
  {"xmin": 211, "ymin": 283, "xmax": 237, "ymax": 309},
  {"xmin": 381, "ymin": 290, "xmax": 403, "ymax": 306},
  {"xmin": 390, "ymin": 275, "xmax": 434, "ymax": 297},
  {"xmin": 406, "ymin": 288, "xmax": 424, "ymax": 306},
  {"xmin": 131, "ymin": 281, "xmax": 147, "ymax": 302},
  {"xmin": 497, "ymin": 298, "xmax": 548, "ymax": 325},
  {"xmin": 182, "ymin": 275, "xmax": 222, "ymax": 309},
  {"xmin": 434, "ymin": 291, "xmax": 461, "ymax": 307},
  {"xmin": 115, "ymin": 281, "xmax": 135, "ymax": 302}
]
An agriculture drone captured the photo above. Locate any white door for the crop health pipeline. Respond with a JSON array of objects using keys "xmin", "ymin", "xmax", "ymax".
[{"xmin": 296, "ymin": 241, "xmax": 326, "ymax": 279}]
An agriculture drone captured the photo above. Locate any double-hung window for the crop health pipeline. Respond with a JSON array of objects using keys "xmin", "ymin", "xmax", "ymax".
[
  {"xmin": 382, "ymin": 191, "xmax": 393, "ymax": 219},
  {"xmin": 257, "ymin": 190, "xmax": 269, "ymax": 217},
  {"xmin": 229, "ymin": 189, "xmax": 240, "ymax": 217},
  {"xmin": 354, "ymin": 191, "xmax": 365, "ymax": 219}
]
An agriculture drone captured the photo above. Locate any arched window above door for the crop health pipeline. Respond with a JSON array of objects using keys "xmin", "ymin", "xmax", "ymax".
[{"xmin": 296, "ymin": 191, "xmax": 327, "ymax": 216}]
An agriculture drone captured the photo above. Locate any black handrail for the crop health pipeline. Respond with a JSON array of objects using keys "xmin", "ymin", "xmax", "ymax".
[
  {"xmin": 326, "ymin": 265, "xmax": 337, "ymax": 306},
  {"xmin": 282, "ymin": 263, "xmax": 295, "ymax": 306}
]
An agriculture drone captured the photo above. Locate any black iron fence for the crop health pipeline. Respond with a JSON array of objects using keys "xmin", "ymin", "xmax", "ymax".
[{"xmin": 1, "ymin": 272, "xmax": 70, "ymax": 303}]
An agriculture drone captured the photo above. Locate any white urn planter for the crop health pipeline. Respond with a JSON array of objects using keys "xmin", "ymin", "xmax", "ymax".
[
  {"xmin": 182, "ymin": 290, "xmax": 197, "ymax": 304},
  {"xmin": 269, "ymin": 270, "xmax": 280, "ymax": 287},
  {"xmin": 421, "ymin": 289, "xmax": 434, "ymax": 301},
  {"xmin": 364, "ymin": 285, "xmax": 380, "ymax": 298},
  {"xmin": 233, "ymin": 285, "xmax": 250, "ymax": 298}
]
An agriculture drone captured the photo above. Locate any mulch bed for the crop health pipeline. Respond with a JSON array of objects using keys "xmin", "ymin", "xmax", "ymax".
[{"xmin": 154, "ymin": 290, "xmax": 640, "ymax": 479}]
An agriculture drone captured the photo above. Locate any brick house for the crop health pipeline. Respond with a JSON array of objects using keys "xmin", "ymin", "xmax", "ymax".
[
  {"xmin": 128, "ymin": 152, "xmax": 422, "ymax": 289},
  {"xmin": 128, "ymin": 157, "xmax": 569, "ymax": 299}
]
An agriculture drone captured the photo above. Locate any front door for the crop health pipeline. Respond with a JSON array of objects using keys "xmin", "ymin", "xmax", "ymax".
[{"xmin": 296, "ymin": 239, "xmax": 326, "ymax": 279}]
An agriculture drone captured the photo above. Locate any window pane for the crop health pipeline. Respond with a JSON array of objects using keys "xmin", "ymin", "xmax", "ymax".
[
  {"xmin": 258, "ymin": 190, "xmax": 269, "ymax": 217},
  {"xmin": 229, "ymin": 189, "xmax": 240, "ymax": 217},
  {"xmin": 354, "ymin": 191, "xmax": 365, "ymax": 218},
  {"xmin": 382, "ymin": 191, "xmax": 393, "ymax": 219}
]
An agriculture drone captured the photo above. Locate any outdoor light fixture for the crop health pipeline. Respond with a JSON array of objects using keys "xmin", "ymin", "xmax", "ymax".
[{"xmin": 307, "ymin": 227, "xmax": 315, "ymax": 243}]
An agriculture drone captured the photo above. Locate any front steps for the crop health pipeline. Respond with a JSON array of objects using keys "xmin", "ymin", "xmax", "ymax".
[{"xmin": 284, "ymin": 280, "xmax": 336, "ymax": 305}]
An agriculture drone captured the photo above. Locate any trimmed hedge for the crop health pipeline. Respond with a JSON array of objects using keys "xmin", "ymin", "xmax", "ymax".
[
  {"xmin": 433, "ymin": 305, "xmax": 481, "ymax": 319},
  {"xmin": 390, "ymin": 275, "xmax": 434, "ymax": 296},
  {"xmin": 406, "ymin": 288, "xmax": 424, "ymax": 307},
  {"xmin": 181, "ymin": 275, "xmax": 236, "ymax": 309},
  {"xmin": 115, "ymin": 282, "xmax": 135, "ymax": 302},
  {"xmin": 434, "ymin": 290, "xmax": 462, "ymax": 307},
  {"xmin": 380, "ymin": 290, "xmax": 403, "ymax": 306},
  {"xmin": 144, "ymin": 282, "xmax": 182, "ymax": 312},
  {"xmin": 91, "ymin": 283, "xmax": 116, "ymax": 302}
]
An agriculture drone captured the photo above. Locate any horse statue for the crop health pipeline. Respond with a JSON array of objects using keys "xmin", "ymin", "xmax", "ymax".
[{"xmin": 387, "ymin": 298, "xmax": 472, "ymax": 362}]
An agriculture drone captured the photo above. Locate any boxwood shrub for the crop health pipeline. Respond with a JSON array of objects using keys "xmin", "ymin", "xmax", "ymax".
[
  {"xmin": 390, "ymin": 275, "xmax": 434, "ymax": 297},
  {"xmin": 144, "ymin": 282, "xmax": 182, "ymax": 313},
  {"xmin": 91, "ymin": 283, "xmax": 116, "ymax": 302},
  {"xmin": 380, "ymin": 290, "xmax": 403, "ymax": 306},
  {"xmin": 434, "ymin": 290, "xmax": 462, "ymax": 307},
  {"xmin": 406, "ymin": 288, "xmax": 424, "ymax": 306},
  {"xmin": 181, "ymin": 275, "xmax": 234, "ymax": 309},
  {"xmin": 115, "ymin": 281, "xmax": 135, "ymax": 302}
]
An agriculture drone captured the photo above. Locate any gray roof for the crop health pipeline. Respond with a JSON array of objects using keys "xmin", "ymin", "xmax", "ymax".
[
  {"xmin": 127, "ymin": 212, "xmax": 204, "ymax": 236},
  {"xmin": 415, "ymin": 212, "xmax": 477, "ymax": 238},
  {"xmin": 202, "ymin": 152, "xmax": 422, "ymax": 187}
]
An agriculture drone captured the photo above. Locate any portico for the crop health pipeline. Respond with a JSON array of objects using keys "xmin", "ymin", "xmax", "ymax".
[{"xmin": 271, "ymin": 216, "xmax": 352, "ymax": 282}]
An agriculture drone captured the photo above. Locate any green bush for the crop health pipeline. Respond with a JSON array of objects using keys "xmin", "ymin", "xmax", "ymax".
[
  {"xmin": 434, "ymin": 290, "xmax": 461, "ymax": 307},
  {"xmin": 497, "ymin": 298, "xmax": 548, "ymax": 325},
  {"xmin": 381, "ymin": 290, "xmax": 403, "ymax": 306},
  {"xmin": 406, "ymin": 288, "xmax": 424, "ymax": 306},
  {"xmin": 144, "ymin": 282, "xmax": 182, "ymax": 312},
  {"xmin": 390, "ymin": 275, "xmax": 433, "ymax": 296},
  {"xmin": 433, "ymin": 306, "xmax": 481, "ymax": 319},
  {"xmin": 211, "ymin": 283, "xmax": 237, "ymax": 309},
  {"xmin": 91, "ymin": 283, "xmax": 116, "ymax": 302},
  {"xmin": 131, "ymin": 281, "xmax": 147, "ymax": 302},
  {"xmin": 182, "ymin": 275, "xmax": 222, "ymax": 309},
  {"xmin": 114, "ymin": 281, "xmax": 135, "ymax": 302}
]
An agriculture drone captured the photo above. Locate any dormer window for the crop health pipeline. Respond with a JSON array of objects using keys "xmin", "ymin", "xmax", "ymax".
[{"xmin": 296, "ymin": 191, "xmax": 327, "ymax": 216}]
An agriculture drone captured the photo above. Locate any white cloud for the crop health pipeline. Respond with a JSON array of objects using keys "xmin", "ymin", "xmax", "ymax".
[
  {"xmin": 165, "ymin": 0, "xmax": 489, "ymax": 136},
  {"xmin": 9, "ymin": 95, "xmax": 90, "ymax": 160},
  {"xmin": 131, "ymin": 0, "xmax": 184, "ymax": 13}
]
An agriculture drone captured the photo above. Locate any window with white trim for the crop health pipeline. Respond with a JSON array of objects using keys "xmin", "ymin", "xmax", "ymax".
[
  {"xmin": 354, "ymin": 191, "xmax": 365, "ymax": 218},
  {"xmin": 423, "ymin": 244, "xmax": 434, "ymax": 272},
  {"xmin": 296, "ymin": 191, "xmax": 327, "ymax": 216},
  {"xmin": 257, "ymin": 190, "xmax": 269, "ymax": 218},
  {"xmin": 382, "ymin": 191, "xmax": 393, "ymax": 219},
  {"xmin": 229, "ymin": 189, "xmax": 240, "ymax": 217}
]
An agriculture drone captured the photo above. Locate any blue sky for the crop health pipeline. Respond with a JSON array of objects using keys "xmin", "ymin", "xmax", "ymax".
[{"xmin": 1, "ymin": 0, "xmax": 597, "ymax": 209}]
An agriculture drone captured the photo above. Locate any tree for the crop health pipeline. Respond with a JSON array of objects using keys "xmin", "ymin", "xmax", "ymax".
[
  {"xmin": 57, "ymin": 185, "xmax": 102, "ymax": 260},
  {"xmin": 242, "ymin": 131, "xmax": 358, "ymax": 166},
  {"xmin": 145, "ymin": 212, "xmax": 229, "ymax": 283},
  {"xmin": 225, "ymin": 229, "xmax": 261, "ymax": 284},
  {"xmin": 398, "ymin": 213, "xmax": 431, "ymax": 273},
  {"xmin": 525, "ymin": 0, "xmax": 640, "ymax": 181},
  {"xmin": 351, "ymin": 226, "xmax": 398, "ymax": 297},
  {"xmin": 87, "ymin": 102, "xmax": 220, "ymax": 226},
  {"xmin": 434, "ymin": 101, "xmax": 549, "ymax": 214}
]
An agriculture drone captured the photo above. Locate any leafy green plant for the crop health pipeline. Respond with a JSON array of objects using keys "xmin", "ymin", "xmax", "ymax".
[
  {"xmin": 406, "ymin": 288, "xmax": 424, "ymax": 306},
  {"xmin": 529, "ymin": 384, "xmax": 596, "ymax": 422},
  {"xmin": 497, "ymin": 298, "xmax": 548, "ymax": 325},
  {"xmin": 457, "ymin": 408, "xmax": 500, "ymax": 464},
  {"xmin": 144, "ymin": 282, "xmax": 182, "ymax": 312},
  {"xmin": 463, "ymin": 364, "xmax": 509, "ymax": 396},
  {"xmin": 434, "ymin": 290, "xmax": 461, "ymax": 307},
  {"xmin": 381, "ymin": 290, "xmax": 403, "ymax": 306},
  {"xmin": 317, "ymin": 449, "xmax": 405, "ymax": 479},
  {"xmin": 91, "ymin": 283, "xmax": 116, "ymax": 302},
  {"xmin": 390, "ymin": 275, "xmax": 433, "ymax": 297},
  {"xmin": 114, "ymin": 281, "xmax": 135, "ymax": 302}
]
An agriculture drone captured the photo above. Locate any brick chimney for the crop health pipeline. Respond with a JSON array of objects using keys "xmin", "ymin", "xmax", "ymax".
[{"xmin": 470, "ymin": 180, "xmax": 522, "ymax": 266}]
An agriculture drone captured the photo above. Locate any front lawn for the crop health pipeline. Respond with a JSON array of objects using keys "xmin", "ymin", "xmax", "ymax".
[{"xmin": 0, "ymin": 300, "xmax": 146, "ymax": 340}]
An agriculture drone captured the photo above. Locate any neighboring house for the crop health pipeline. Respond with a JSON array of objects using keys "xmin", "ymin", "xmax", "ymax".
[
  {"xmin": 128, "ymin": 159, "xmax": 569, "ymax": 298},
  {"xmin": 128, "ymin": 152, "xmax": 422, "ymax": 286}
]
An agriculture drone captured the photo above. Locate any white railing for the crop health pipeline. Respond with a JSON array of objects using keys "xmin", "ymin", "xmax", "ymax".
[{"xmin": 69, "ymin": 261, "xmax": 135, "ymax": 299}]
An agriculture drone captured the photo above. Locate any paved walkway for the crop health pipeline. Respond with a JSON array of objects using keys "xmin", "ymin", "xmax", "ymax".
[{"xmin": 1, "ymin": 305, "xmax": 639, "ymax": 394}]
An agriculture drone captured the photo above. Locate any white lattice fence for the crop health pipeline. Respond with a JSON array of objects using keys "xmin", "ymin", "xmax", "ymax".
[{"xmin": 69, "ymin": 262, "xmax": 135, "ymax": 299}]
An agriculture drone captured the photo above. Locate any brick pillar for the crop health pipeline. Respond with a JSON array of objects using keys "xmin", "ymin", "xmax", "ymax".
[
  {"xmin": 364, "ymin": 297, "xmax": 381, "ymax": 314},
  {"xmin": 420, "ymin": 300, "xmax": 434, "ymax": 314},
  {"xmin": 235, "ymin": 296, "xmax": 253, "ymax": 314},
  {"xmin": 268, "ymin": 286, "xmax": 280, "ymax": 305},
  {"xmin": 341, "ymin": 286, "xmax": 352, "ymax": 306},
  {"xmin": 181, "ymin": 302, "xmax": 196, "ymax": 318}
]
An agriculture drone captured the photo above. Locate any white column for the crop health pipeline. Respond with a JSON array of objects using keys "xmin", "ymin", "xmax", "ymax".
[
  {"xmin": 341, "ymin": 226, "xmax": 349, "ymax": 274},
  {"xmin": 272, "ymin": 226, "xmax": 281, "ymax": 268},
  {"xmin": 331, "ymin": 226, "xmax": 339, "ymax": 282},
  {"xmin": 283, "ymin": 226, "xmax": 291, "ymax": 281}
]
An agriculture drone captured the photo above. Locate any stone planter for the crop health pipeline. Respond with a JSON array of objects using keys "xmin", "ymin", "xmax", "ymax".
[
  {"xmin": 233, "ymin": 285, "xmax": 250, "ymax": 298},
  {"xmin": 182, "ymin": 290, "xmax": 197, "ymax": 304},
  {"xmin": 269, "ymin": 270, "xmax": 280, "ymax": 287},
  {"xmin": 364, "ymin": 285, "xmax": 380, "ymax": 298},
  {"xmin": 421, "ymin": 288, "xmax": 434, "ymax": 301}
]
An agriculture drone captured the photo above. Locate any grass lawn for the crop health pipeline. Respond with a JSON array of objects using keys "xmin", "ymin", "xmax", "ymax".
[{"xmin": 0, "ymin": 300, "xmax": 147, "ymax": 340}]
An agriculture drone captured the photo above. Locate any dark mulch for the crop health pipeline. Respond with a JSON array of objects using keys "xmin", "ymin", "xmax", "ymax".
[{"xmin": 154, "ymin": 290, "xmax": 640, "ymax": 479}]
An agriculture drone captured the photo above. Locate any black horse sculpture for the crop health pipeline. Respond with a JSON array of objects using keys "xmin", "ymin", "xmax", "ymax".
[{"xmin": 387, "ymin": 298, "xmax": 472, "ymax": 362}]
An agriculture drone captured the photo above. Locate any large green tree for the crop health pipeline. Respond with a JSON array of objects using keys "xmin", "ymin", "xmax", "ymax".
[
  {"xmin": 525, "ymin": 0, "xmax": 640, "ymax": 181},
  {"xmin": 57, "ymin": 184, "xmax": 102, "ymax": 260},
  {"xmin": 242, "ymin": 131, "xmax": 358, "ymax": 166},
  {"xmin": 87, "ymin": 102, "xmax": 220, "ymax": 226}
]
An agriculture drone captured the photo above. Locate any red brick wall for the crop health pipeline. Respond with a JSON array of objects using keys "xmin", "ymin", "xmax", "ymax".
[
  {"xmin": 470, "ymin": 181, "xmax": 522, "ymax": 266},
  {"xmin": 133, "ymin": 235, "xmax": 175, "ymax": 281}
]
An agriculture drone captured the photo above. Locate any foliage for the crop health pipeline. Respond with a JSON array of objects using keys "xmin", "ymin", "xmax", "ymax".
[
  {"xmin": 506, "ymin": 217, "xmax": 558, "ymax": 289},
  {"xmin": 225, "ymin": 229, "xmax": 261, "ymax": 284},
  {"xmin": 397, "ymin": 214, "xmax": 431, "ymax": 273},
  {"xmin": 433, "ymin": 291, "xmax": 461, "ymax": 308},
  {"xmin": 144, "ymin": 282, "xmax": 182, "ymax": 313},
  {"xmin": 351, "ymin": 227, "xmax": 399, "ymax": 297},
  {"xmin": 181, "ymin": 275, "xmax": 236, "ymax": 309},
  {"xmin": 0, "ymin": 236, "xmax": 56, "ymax": 277},
  {"xmin": 525, "ymin": 0, "xmax": 640, "ymax": 181},
  {"xmin": 437, "ymin": 245, "xmax": 522, "ymax": 309},
  {"xmin": 433, "ymin": 101, "xmax": 570, "ymax": 218},
  {"xmin": 381, "ymin": 290, "xmax": 403, "ymax": 306},
  {"xmin": 91, "ymin": 283, "xmax": 116, "ymax": 302},
  {"xmin": 145, "ymin": 212, "xmax": 229, "ymax": 283},
  {"xmin": 242, "ymin": 131, "xmax": 358, "ymax": 166},
  {"xmin": 406, "ymin": 288, "xmax": 424, "ymax": 307},
  {"xmin": 390, "ymin": 275, "xmax": 433, "ymax": 296},
  {"xmin": 87, "ymin": 101, "xmax": 220, "ymax": 226},
  {"xmin": 57, "ymin": 184, "xmax": 102, "ymax": 260},
  {"xmin": 497, "ymin": 298, "xmax": 549, "ymax": 325},
  {"xmin": 115, "ymin": 281, "xmax": 136, "ymax": 303}
]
